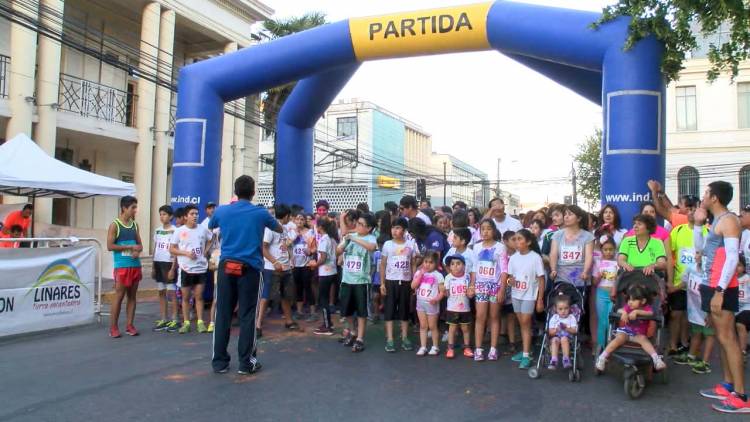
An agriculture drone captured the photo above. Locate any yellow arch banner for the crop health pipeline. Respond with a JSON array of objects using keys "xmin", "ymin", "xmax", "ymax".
[{"xmin": 349, "ymin": 2, "xmax": 492, "ymax": 61}]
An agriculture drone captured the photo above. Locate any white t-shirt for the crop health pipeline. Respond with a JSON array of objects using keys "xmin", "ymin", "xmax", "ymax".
[
  {"xmin": 508, "ymin": 251, "xmax": 545, "ymax": 301},
  {"xmin": 263, "ymin": 226, "xmax": 291, "ymax": 271},
  {"xmin": 444, "ymin": 247, "xmax": 477, "ymax": 275},
  {"xmin": 291, "ymin": 228, "xmax": 314, "ymax": 268},
  {"xmin": 594, "ymin": 259, "xmax": 619, "ymax": 289},
  {"xmin": 493, "ymin": 215, "xmax": 523, "ymax": 236},
  {"xmin": 153, "ymin": 226, "xmax": 174, "ymax": 263},
  {"xmin": 382, "ymin": 239, "xmax": 418, "ymax": 281},
  {"xmin": 170, "ymin": 225, "xmax": 212, "ymax": 274},
  {"xmin": 472, "ymin": 241, "xmax": 508, "ymax": 284},
  {"xmin": 741, "ymin": 229, "xmax": 750, "ymax": 276},
  {"xmin": 739, "ymin": 274, "xmax": 750, "ymax": 312},
  {"xmin": 317, "ymin": 234, "xmax": 338, "ymax": 277},
  {"xmin": 416, "ymin": 271, "xmax": 444, "ymax": 303},
  {"xmin": 444, "ymin": 273, "xmax": 471, "ymax": 312},
  {"xmin": 447, "ymin": 227, "xmax": 479, "ymax": 249},
  {"xmin": 416, "ymin": 211, "xmax": 431, "ymax": 226},
  {"xmin": 549, "ymin": 313, "xmax": 578, "ymax": 332}
]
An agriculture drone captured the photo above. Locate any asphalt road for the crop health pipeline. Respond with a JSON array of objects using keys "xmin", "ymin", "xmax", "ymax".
[{"xmin": 0, "ymin": 302, "xmax": 744, "ymax": 422}]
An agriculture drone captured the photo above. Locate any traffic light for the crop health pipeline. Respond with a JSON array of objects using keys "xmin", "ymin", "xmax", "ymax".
[{"xmin": 416, "ymin": 178, "xmax": 426, "ymax": 200}]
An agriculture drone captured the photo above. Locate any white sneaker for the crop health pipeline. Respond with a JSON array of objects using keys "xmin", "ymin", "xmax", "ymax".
[
  {"xmin": 416, "ymin": 346, "xmax": 428, "ymax": 356},
  {"xmin": 428, "ymin": 346, "xmax": 440, "ymax": 356},
  {"xmin": 595, "ymin": 354, "xmax": 607, "ymax": 371},
  {"xmin": 441, "ymin": 331, "xmax": 449, "ymax": 343},
  {"xmin": 654, "ymin": 356, "xmax": 667, "ymax": 371}
]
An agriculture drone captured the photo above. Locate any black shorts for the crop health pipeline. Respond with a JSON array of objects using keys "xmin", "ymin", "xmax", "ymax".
[
  {"xmin": 340, "ymin": 283, "xmax": 369, "ymax": 318},
  {"xmin": 700, "ymin": 284, "xmax": 739, "ymax": 314},
  {"xmin": 736, "ymin": 310, "xmax": 750, "ymax": 330},
  {"xmin": 501, "ymin": 303, "xmax": 515, "ymax": 315},
  {"xmin": 153, "ymin": 261, "xmax": 174, "ymax": 284},
  {"xmin": 180, "ymin": 271, "xmax": 206, "ymax": 288},
  {"xmin": 446, "ymin": 311, "xmax": 472, "ymax": 325},
  {"xmin": 384, "ymin": 280, "xmax": 412, "ymax": 321},
  {"xmin": 668, "ymin": 290, "xmax": 687, "ymax": 312}
]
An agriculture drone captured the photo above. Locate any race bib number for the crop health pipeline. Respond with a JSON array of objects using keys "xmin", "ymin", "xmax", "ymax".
[
  {"xmin": 392, "ymin": 256, "xmax": 410, "ymax": 271},
  {"xmin": 155, "ymin": 240, "xmax": 169, "ymax": 251},
  {"xmin": 560, "ymin": 245, "xmax": 582, "ymax": 264},
  {"xmin": 679, "ymin": 248, "xmax": 696, "ymax": 267},
  {"xmin": 739, "ymin": 288, "xmax": 747, "ymax": 303},
  {"xmin": 450, "ymin": 284, "xmax": 467, "ymax": 295},
  {"xmin": 688, "ymin": 276, "xmax": 701, "ymax": 294},
  {"xmin": 418, "ymin": 284, "xmax": 433, "ymax": 298},
  {"xmin": 293, "ymin": 246, "xmax": 307, "ymax": 258},
  {"xmin": 477, "ymin": 261, "xmax": 496, "ymax": 278},
  {"xmin": 514, "ymin": 277, "xmax": 528, "ymax": 291},
  {"xmin": 345, "ymin": 256, "xmax": 363, "ymax": 273}
]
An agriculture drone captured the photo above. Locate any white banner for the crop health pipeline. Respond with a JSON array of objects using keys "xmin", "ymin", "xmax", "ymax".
[{"xmin": 0, "ymin": 245, "xmax": 96, "ymax": 337}]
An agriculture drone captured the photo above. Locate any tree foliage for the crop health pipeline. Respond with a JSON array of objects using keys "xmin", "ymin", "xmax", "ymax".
[
  {"xmin": 594, "ymin": 0, "xmax": 750, "ymax": 82},
  {"xmin": 574, "ymin": 129, "xmax": 602, "ymax": 209}
]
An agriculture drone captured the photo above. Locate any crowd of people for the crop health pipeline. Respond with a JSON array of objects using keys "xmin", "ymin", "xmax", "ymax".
[{"xmin": 104, "ymin": 175, "xmax": 750, "ymax": 413}]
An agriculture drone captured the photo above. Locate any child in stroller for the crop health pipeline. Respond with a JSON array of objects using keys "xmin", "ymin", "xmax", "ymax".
[
  {"xmin": 595, "ymin": 282, "xmax": 667, "ymax": 372},
  {"xmin": 528, "ymin": 281, "xmax": 585, "ymax": 382}
]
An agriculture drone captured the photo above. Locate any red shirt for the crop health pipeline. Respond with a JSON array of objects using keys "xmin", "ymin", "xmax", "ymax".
[{"xmin": 3, "ymin": 210, "xmax": 31, "ymax": 235}]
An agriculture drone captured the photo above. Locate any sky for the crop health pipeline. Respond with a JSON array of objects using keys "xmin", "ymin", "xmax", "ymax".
[{"xmin": 263, "ymin": 0, "xmax": 617, "ymax": 209}]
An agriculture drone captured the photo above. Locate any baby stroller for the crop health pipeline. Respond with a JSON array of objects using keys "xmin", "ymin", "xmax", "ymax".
[
  {"xmin": 528, "ymin": 281, "xmax": 586, "ymax": 382},
  {"xmin": 595, "ymin": 270, "xmax": 668, "ymax": 399}
]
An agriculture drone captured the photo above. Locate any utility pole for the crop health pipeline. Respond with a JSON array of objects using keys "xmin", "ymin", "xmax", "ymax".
[
  {"xmin": 571, "ymin": 162, "xmax": 578, "ymax": 206},
  {"xmin": 496, "ymin": 158, "xmax": 501, "ymax": 198},
  {"xmin": 443, "ymin": 161, "xmax": 447, "ymax": 206}
]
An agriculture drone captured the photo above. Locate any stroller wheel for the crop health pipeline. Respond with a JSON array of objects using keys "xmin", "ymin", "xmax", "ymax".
[
  {"xmin": 568, "ymin": 369, "xmax": 581, "ymax": 383},
  {"xmin": 624, "ymin": 373, "xmax": 645, "ymax": 399},
  {"xmin": 528, "ymin": 367, "xmax": 540, "ymax": 379}
]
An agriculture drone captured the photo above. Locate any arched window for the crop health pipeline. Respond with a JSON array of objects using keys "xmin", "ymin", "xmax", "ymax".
[
  {"xmin": 677, "ymin": 166, "xmax": 699, "ymax": 198},
  {"xmin": 740, "ymin": 165, "xmax": 750, "ymax": 207}
]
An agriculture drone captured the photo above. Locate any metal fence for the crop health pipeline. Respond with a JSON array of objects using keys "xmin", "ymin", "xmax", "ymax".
[{"xmin": 58, "ymin": 73, "xmax": 137, "ymax": 127}]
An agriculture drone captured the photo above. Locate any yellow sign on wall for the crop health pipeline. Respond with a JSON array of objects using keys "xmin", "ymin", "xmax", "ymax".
[
  {"xmin": 349, "ymin": 2, "xmax": 492, "ymax": 61},
  {"xmin": 377, "ymin": 175, "xmax": 401, "ymax": 189}
]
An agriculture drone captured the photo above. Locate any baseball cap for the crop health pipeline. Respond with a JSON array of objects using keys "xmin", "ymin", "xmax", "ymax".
[
  {"xmin": 445, "ymin": 254, "xmax": 465, "ymax": 266},
  {"xmin": 206, "ymin": 201, "xmax": 217, "ymax": 208}
]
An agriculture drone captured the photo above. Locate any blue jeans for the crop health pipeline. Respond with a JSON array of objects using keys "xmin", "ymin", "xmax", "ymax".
[{"xmin": 596, "ymin": 287, "xmax": 613, "ymax": 348}]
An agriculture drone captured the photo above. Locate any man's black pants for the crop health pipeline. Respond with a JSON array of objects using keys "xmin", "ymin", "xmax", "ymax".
[{"xmin": 212, "ymin": 261, "xmax": 261, "ymax": 371}]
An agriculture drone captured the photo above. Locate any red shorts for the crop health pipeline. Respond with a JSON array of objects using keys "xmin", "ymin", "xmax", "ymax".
[{"xmin": 114, "ymin": 267, "xmax": 142, "ymax": 288}]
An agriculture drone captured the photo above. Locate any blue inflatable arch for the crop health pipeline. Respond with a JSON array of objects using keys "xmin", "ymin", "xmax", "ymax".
[{"xmin": 171, "ymin": 1, "xmax": 664, "ymax": 222}]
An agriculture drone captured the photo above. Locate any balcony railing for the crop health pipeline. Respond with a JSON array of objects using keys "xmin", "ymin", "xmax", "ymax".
[
  {"xmin": 0, "ymin": 55, "xmax": 9, "ymax": 98},
  {"xmin": 58, "ymin": 73, "xmax": 137, "ymax": 127}
]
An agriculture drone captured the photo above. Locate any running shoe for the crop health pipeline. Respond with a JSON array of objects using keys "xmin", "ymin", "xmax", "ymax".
[
  {"xmin": 285, "ymin": 322, "xmax": 300, "ymax": 330},
  {"xmin": 595, "ymin": 354, "xmax": 607, "ymax": 372},
  {"xmin": 463, "ymin": 347, "xmax": 474, "ymax": 358},
  {"xmin": 673, "ymin": 353, "xmax": 697, "ymax": 365},
  {"xmin": 166, "ymin": 320, "xmax": 179, "ymax": 333},
  {"xmin": 691, "ymin": 360, "xmax": 712, "ymax": 374},
  {"xmin": 428, "ymin": 346, "xmax": 439, "ymax": 356},
  {"xmin": 213, "ymin": 365, "xmax": 229, "ymax": 374},
  {"xmin": 677, "ymin": 344, "xmax": 689, "ymax": 354},
  {"xmin": 206, "ymin": 322, "xmax": 215, "ymax": 333},
  {"xmin": 385, "ymin": 340, "xmax": 396, "ymax": 353},
  {"xmin": 313, "ymin": 326, "xmax": 334, "ymax": 336},
  {"xmin": 548, "ymin": 359, "xmax": 558, "ymax": 370},
  {"xmin": 153, "ymin": 320, "xmax": 168, "ymax": 331},
  {"xmin": 441, "ymin": 331, "xmax": 449, "ymax": 343},
  {"xmin": 519, "ymin": 356, "xmax": 532, "ymax": 369},
  {"xmin": 416, "ymin": 346, "xmax": 428, "ymax": 356},
  {"xmin": 402, "ymin": 337, "xmax": 414, "ymax": 351},
  {"xmin": 667, "ymin": 348, "xmax": 680, "ymax": 357},
  {"xmin": 352, "ymin": 339, "xmax": 365, "ymax": 353},
  {"xmin": 109, "ymin": 326, "xmax": 121, "ymax": 338},
  {"xmin": 487, "ymin": 347, "xmax": 498, "ymax": 361},
  {"xmin": 562, "ymin": 357, "xmax": 572, "ymax": 369},
  {"xmin": 653, "ymin": 356, "xmax": 667, "ymax": 371},
  {"xmin": 511, "ymin": 351, "xmax": 524, "ymax": 362},
  {"xmin": 343, "ymin": 333, "xmax": 355, "ymax": 347},
  {"xmin": 446, "ymin": 348, "xmax": 455, "ymax": 359},
  {"xmin": 197, "ymin": 320, "xmax": 207, "ymax": 333},
  {"xmin": 125, "ymin": 324, "xmax": 139, "ymax": 336},
  {"xmin": 474, "ymin": 348, "xmax": 485, "ymax": 362},
  {"xmin": 178, "ymin": 321, "xmax": 190, "ymax": 334},
  {"xmin": 238, "ymin": 359, "xmax": 262, "ymax": 375},
  {"xmin": 700, "ymin": 384, "xmax": 733, "ymax": 400},
  {"xmin": 713, "ymin": 393, "xmax": 750, "ymax": 414}
]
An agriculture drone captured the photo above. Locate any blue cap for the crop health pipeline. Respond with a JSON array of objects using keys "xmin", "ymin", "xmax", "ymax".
[{"xmin": 445, "ymin": 254, "xmax": 465, "ymax": 266}]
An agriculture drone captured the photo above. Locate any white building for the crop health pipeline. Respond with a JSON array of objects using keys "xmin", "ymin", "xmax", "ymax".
[
  {"xmin": 0, "ymin": 0, "xmax": 271, "ymax": 252},
  {"xmin": 429, "ymin": 153, "xmax": 490, "ymax": 209},
  {"xmin": 664, "ymin": 29, "xmax": 750, "ymax": 211}
]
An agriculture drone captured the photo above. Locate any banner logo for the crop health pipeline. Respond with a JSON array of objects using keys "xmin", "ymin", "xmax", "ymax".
[
  {"xmin": 25, "ymin": 259, "xmax": 87, "ymax": 310},
  {"xmin": 349, "ymin": 2, "xmax": 492, "ymax": 61}
]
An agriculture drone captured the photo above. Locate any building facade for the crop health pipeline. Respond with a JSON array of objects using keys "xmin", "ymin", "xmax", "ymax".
[
  {"xmin": 664, "ymin": 33, "xmax": 750, "ymax": 211},
  {"xmin": 428, "ymin": 153, "xmax": 490, "ymax": 209},
  {"xmin": 0, "ymin": 0, "xmax": 271, "ymax": 250},
  {"xmin": 257, "ymin": 99, "xmax": 438, "ymax": 212}
]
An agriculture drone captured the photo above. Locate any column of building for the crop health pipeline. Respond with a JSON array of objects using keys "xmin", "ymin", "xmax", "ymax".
[
  {"xmin": 33, "ymin": 0, "xmax": 65, "ymax": 225},
  {"xmin": 151, "ymin": 8, "xmax": 175, "ymax": 234},
  {"xmin": 133, "ymin": 2, "xmax": 160, "ymax": 251}
]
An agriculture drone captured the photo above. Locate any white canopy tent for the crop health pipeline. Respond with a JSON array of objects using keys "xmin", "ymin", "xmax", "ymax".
[{"xmin": 0, "ymin": 133, "xmax": 135, "ymax": 198}]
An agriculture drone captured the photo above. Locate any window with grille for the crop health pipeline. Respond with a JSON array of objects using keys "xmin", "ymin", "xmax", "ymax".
[
  {"xmin": 336, "ymin": 116, "xmax": 357, "ymax": 140},
  {"xmin": 676, "ymin": 86, "xmax": 697, "ymax": 131},
  {"xmin": 739, "ymin": 83, "xmax": 750, "ymax": 129},
  {"xmin": 259, "ymin": 153, "xmax": 274, "ymax": 172},
  {"xmin": 333, "ymin": 149, "xmax": 356, "ymax": 169},
  {"xmin": 677, "ymin": 166, "xmax": 699, "ymax": 198},
  {"xmin": 740, "ymin": 165, "xmax": 750, "ymax": 208},
  {"xmin": 256, "ymin": 183, "xmax": 370, "ymax": 211}
]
